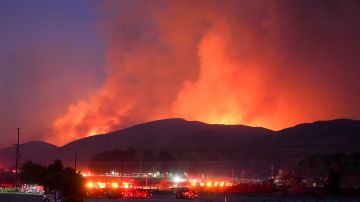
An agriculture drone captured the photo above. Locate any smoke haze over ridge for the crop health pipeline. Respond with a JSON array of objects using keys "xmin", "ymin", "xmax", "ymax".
[
  {"xmin": 50, "ymin": 0, "xmax": 360, "ymax": 145},
  {"xmin": 0, "ymin": 0, "xmax": 359, "ymax": 146}
]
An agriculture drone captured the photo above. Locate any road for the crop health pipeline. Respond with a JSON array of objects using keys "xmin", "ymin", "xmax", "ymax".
[
  {"xmin": 85, "ymin": 194, "xmax": 232, "ymax": 202},
  {"xmin": 0, "ymin": 192, "xmax": 42, "ymax": 202},
  {"xmin": 0, "ymin": 192, "xmax": 234, "ymax": 202},
  {"xmin": 1, "ymin": 192, "xmax": 359, "ymax": 202}
]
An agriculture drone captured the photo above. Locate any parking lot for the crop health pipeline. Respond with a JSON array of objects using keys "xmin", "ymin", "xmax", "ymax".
[
  {"xmin": 0, "ymin": 192, "xmax": 42, "ymax": 202},
  {"xmin": 0, "ymin": 192, "xmax": 236, "ymax": 202},
  {"xmin": 86, "ymin": 193, "xmax": 233, "ymax": 202},
  {"xmin": 1, "ymin": 192, "xmax": 360, "ymax": 202}
]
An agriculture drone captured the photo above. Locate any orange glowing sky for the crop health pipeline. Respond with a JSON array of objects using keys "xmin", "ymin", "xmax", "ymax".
[
  {"xmin": 1, "ymin": 0, "xmax": 360, "ymax": 147},
  {"xmin": 47, "ymin": 0, "xmax": 360, "ymax": 145}
]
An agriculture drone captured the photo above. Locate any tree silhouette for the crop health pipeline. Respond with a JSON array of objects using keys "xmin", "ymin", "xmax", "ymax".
[
  {"xmin": 20, "ymin": 161, "xmax": 46, "ymax": 184},
  {"xmin": 326, "ymin": 169, "xmax": 342, "ymax": 196},
  {"xmin": 20, "ymin": 160, "xmax": 84, "ymax": 198}
]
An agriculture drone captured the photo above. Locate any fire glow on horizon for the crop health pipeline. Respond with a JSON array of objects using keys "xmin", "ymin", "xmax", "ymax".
[{"xmin": 48, "ymin": 1, "xmax": 360, "ymax": 145}]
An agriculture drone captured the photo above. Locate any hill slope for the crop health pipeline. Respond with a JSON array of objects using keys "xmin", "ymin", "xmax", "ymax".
[
  {"xmin": 0, "ymin": 141, "xmax": 58, "ymax": 167},
  {"xmin": 1, "ymin": 118, "xmax": 359, "ymax": 172},
  {"xmin": 262, "ymin": 119, "xmax": 360, "ymax": 156},
  {"xmin": 56, "ymin": 118, "xmax": 272, "ymax": 165}
]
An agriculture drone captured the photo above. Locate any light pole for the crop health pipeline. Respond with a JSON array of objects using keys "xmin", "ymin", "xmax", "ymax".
[{"xmin": 15, "ymin": 128, "xmax": 20, "ymax": 190}]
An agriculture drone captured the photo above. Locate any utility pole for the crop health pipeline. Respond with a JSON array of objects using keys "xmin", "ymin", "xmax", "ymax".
[
  {"xmin": 231, "ymin": 169, "xmax": 234, "ymax": 183},
  {"xmin": 298, "ymin": 161, "xmax": 302, "ymax": 193},
  {"xmin": 121, "ymin": 160, "xmax": 124, "ymax": 187},
  {"xmin": 271, "ymin": 165, "xmax": 275, "ymax": 179},
  {"xmin": 145, "ymin": 174, "xmax": 148, "ymax": 189},
  {"xmin": 74, "ymin": 152, "xmax": 77, "ymax": 173},
  {"xmin": 15, "ymin": 128, "xmax": 20, "ymax": 189}
]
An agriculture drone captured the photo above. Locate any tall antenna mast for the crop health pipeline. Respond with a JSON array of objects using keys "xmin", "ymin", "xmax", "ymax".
[
  {"xmin": 74, "ymin": 152, "xmax": 77, "ymax": 173},
  {"xmin": 15, "ymin": 128, "xmax": 20, "ymax": 189}
]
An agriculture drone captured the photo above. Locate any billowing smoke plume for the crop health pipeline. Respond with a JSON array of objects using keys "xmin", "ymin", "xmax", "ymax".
[{"xmin": 51, "ymin": 0, "xmax": 360, "ymax": 145}]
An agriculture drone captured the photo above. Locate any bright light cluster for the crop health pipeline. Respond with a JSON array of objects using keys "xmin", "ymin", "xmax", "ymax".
[
  {"xmin": 86, "ymin": 181, "xmax": 133, "ymax": 189},
  {"xmin": 189, "ymin": 178, "xmax": 232, "ymax": 188}
]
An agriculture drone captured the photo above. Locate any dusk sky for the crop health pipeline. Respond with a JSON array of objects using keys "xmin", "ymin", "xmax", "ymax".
[{"xmin": 0, "ymin": 0, "xmax": 360, "ymax": 147}]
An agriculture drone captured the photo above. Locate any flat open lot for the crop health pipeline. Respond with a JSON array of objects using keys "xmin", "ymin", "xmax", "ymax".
[
  {"xmin": 0, "ymin": 192, "xmax": 42, "ymax": 202},
  {"xmin": 0, "ymin": 192, "xmax": 224, "ymax": 202},
  {"xmin": 85, "ymin": 194, "xmax": 229, "ymax": 202},
  {"xmin": 1, "ymin": 192, "xmax": 359, "ymax": 202},
  {"xmin": 0, "ymin": 192, "xmax": 246, "ymax": 202},
  {"xmin": 84, "ymin": 194, "xmax": 360, "ymax": 202},
  {"xmin": 86, "ymin": 192, "xmax": 237, "ymax": 202}
]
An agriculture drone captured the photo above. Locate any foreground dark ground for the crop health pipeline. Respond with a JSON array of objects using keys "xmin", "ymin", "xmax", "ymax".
[
  {"xmin": 1, "ymin": 192, "xmax": 360, "ymax": 202},
  {"xmin": 0, "ymin": 192, "xmax": 42, "ymax": 202}
]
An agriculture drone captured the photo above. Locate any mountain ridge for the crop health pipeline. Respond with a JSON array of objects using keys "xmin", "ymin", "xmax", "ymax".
[{"xmin": 0, "ymin": 118, "xmax": 359, "ymax": 171}]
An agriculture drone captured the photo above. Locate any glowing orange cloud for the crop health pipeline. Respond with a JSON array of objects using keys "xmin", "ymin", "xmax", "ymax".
[
  {"xmin": 52, "ymin": 89, "xmax": 129, "ymax": 145},
  {"xmin": 172, "ymin": 19, "xmax": 270, "ymax": 125},
  {"xmin": 49, "ymin": 1, "xmax": 360, "ymax": 145}
]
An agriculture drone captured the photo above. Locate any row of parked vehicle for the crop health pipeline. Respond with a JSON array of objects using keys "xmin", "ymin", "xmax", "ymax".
[
  {"xmin": 86, "ymin": 187, "xmax": 198, "ymax": 199},
  {"xmin": 175, "ymin": 187, "xmax": 198, "ymax": 199},
  {"xmin": 43, "ymin": 187, "xmax": 198, "ymax": 201},
  {"xmin": 85, "ymin": 187, "xmax": 151, "ymax": 199}
]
